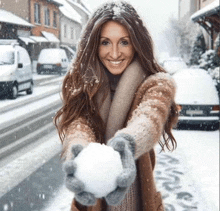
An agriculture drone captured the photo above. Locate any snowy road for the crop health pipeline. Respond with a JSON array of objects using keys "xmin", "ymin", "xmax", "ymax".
[
  {"xmin": 0, "ymin": 74, "xmax": 63, "ymax": 163},
  {"xmin": 0, "ymin": 74, "xmax": 65, "ymax": 210}
]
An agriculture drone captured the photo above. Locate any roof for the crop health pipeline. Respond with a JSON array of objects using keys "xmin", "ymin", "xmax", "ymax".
[
  {"xmin": 30, "ymin": 36, "xmax": 48, "ymax": 42},
  {"xmin": 191, "ymin": 0, "xmax": 220, "ymax": 21},
  {"xmin": 0, "ymin": 9, "xmax": 34, "ymax": 27},
  {"xmin": 47, "ymin": 0, "xmax": 63, "ymax": 7},
  {"xmin": 41, "ymin": 31, "xmax": 60, "ymax": 43},
  {"xmin": 18, "ymin": 37, "xmax": 36, "ymax": 45},
  {"xmin": 58, "ymin": 0, "xmax": 82, "ymax": 24},
  {"xmin": 67, "ymin": 0, "xmax": 91, "ymax": 16}
]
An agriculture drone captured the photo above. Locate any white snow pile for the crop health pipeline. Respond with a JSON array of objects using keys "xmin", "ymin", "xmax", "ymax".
[{"xmin": 74, "ymin": 143, "xmax": 123, "ymax": 198}]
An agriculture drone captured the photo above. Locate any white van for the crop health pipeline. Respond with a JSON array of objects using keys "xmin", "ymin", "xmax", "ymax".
[
  {"xmin": 0, "ymin": 42, "xmax": 33, "ymax": 99},
  {"xmin": 37, "ymin": 48, "xmax": 69, "ymax": 75}
]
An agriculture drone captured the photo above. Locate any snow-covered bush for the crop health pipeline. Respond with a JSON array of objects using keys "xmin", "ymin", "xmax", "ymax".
[
  {"xmin": 190, "ymin": 32, "xmax": 206, "ymax": 65},
  {"xmin": 208, "ymin": 67, "xmax": 220, "ymax": 84},
  {"xmin": 199, "ymin": 50, "xmax": 216, "ymax": 70}
]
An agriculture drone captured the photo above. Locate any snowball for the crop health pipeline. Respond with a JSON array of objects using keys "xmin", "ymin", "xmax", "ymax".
[{"xmin": 74, "ymin": 143, "xmax": 123, "ymax": 198}]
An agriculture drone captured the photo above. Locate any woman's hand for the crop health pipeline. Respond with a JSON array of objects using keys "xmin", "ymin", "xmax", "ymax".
[
  {"xmin": 63, "ymin": 145, "xmax": 97, "ymax": 206},
  {"xmin": 106, "ymin": 134, "xmax": 136, "ymax": 205}
]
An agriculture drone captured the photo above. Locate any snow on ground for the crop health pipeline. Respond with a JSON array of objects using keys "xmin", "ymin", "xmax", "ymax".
[
  {"xmin": 0, "ymin": 93, "xmax": 61, "ymax": 128},
  {"xmin": 171, "ymin": 130, "xmax": 219, "ymax": 211},
  {"xmin": 0, "ymin": 86, "xmax": 59, "ymax": 109},
  {"xmin": 0, "ymin": 132, "xmax": 62, "ymax": 198},
  {"xmin": 33, "ymin": 74, "xmax": 57, "ymax": 80},
  {"xmin": 42, "ymin": 185, "xmax": 74, "ymax": 211},
  {"xmin": 0, "ymin": 74, "xmax": 64, "ymax": 127}
]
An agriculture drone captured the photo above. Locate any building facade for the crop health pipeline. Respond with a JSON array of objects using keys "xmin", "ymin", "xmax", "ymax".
[
  {"xmin": 67, "ymin": 0, "xmax": 90, "ymax": 26},
  {"xmin": 191, "ymin": 0, "xmax": 220, "ymax": 49},
  {"xmin": 200, "ymin": 0, "xmax": 216, "ymax": 9},
  {"xmin": 179, "ymin": 0, "xmax": 220, "ymax": 50},
  {"xmin": 58, "ymin": 0, "xmax": 83, "ymax": 53},
  {"xmin": 0, "ymin": 0, "xmax": 30, "ymax": 21},
  {"xmin": 179, "ymin": 0, "xmax": 199, "ymax": 20},
  {"xmin": 0, "ymin": 0, "xmax": 89, "ymax": 62},
  {"xmin": 29, "ymin": 0, "xmax": 62, "ymax": 60}
]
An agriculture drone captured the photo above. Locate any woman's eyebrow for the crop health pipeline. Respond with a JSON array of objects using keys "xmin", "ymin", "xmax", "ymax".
[{"xmin": 100, "ymin": 36, "xmax": 130, "ymax": 39}]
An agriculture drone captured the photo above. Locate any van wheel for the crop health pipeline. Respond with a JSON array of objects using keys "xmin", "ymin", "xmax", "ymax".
[
  {"xmin": 9, "ymin": 85, "xmax": 18, "ymax": 99},
  {"xmin": 26, "ymin": 83, "xmax": 33, "ymax": 95}
]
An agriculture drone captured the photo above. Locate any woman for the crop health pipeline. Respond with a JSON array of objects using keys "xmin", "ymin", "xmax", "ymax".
[{"xmin": 54, "ymin": 1, "xmax": 178, "ymax": 211}]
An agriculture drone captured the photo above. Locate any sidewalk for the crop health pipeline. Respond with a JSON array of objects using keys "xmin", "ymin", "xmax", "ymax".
[
  {"xmin": 155, "ymin": 130, "xmax": 219, "ymax": 211},
  {"xmin": 155, "ymin": 147, "xmax": 199, "ymax": 210}
]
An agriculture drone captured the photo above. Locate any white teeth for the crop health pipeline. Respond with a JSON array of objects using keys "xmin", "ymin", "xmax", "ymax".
[{"xmin": 109, "ymin": 61, "xmax": 122, "ymax": 65}]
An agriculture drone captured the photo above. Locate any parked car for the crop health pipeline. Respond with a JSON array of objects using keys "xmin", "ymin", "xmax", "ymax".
[
  {"xmin": 37, "ymin": 48, "xmax": 69, "ymax": 75},
  {"xmin": 0, "ymin": 41, "xmax": 33, "ymax": 99},
  {"xmin": 173, "ymin": 68, "xmax": 219, "ymax": 130},
  {"xmin": 60, "ymin": 45, "xmax": 76, "ymax": 61},
  {"xmin": 163, "ymin": 57, "xmax": 187, "ymax": 75}
]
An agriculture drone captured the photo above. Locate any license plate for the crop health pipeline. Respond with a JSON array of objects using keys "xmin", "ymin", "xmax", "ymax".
[
  {"xmin": 44, "ymin": 65, "xmax": 52, "ymax": 69},
  {"xmin": 186, "ymin": 110, "xmax": 203, "ymax": 115}
]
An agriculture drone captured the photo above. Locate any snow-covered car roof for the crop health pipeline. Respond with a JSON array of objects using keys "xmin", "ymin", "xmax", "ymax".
[
  {"xmin": 172, "ymin": 68, "xmax": 219, "ymax": 105},
  {"xmin": 38, "ymin": 48, "xmax": 67, "ymax": 63}
]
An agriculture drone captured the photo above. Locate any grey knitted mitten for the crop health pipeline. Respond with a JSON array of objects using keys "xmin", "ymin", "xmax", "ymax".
[
  {"xmin": 63, "ymin": 144, "xmax": 97, "ymax": 206},
  {"xmin": 106, "ymin": 133, "xmax": 136, "ymax": 205}
]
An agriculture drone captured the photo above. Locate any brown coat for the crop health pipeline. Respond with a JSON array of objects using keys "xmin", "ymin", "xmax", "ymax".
[{"xmin": 62, "ymin": 61, "xmax": 176, "ymax": 211}]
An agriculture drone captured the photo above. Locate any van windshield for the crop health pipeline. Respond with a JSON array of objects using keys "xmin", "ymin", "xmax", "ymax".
[{"xmin": 0, "ymin": 50, "xmax": 15, "ymax": 65}]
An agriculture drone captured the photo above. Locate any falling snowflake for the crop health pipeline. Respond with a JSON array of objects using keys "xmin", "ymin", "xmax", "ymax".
[{"xmin": 3, "ymin": 204, "xmax": 9, "ymax": 211}]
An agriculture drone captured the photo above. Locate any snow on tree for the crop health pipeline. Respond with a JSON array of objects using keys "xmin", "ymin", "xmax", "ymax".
[
  {"xmin": 189, "ymin": 32, "xmax": 206, "ymax": 66},
  {"xmin": 199, "ymin": 50, "xmax": 216, "ymax": 70},
  {"xmin": 163, "ymin": 17, "xmax": 200, "ymax": 63},
  {"xmin": 213, "ymin": 34, "xmax": 220, "ymax": 67},
  {"xmin": 208, "ymin": 67, "xmax": 220, "ymax": 84}
]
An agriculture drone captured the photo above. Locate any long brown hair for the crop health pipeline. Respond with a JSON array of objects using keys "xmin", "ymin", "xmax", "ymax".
[{"xmin": 54, "ymin": 1, "xmax": 178, "ymax": 150}]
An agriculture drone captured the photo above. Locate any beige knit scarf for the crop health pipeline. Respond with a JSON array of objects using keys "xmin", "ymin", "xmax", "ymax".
[{"xmin": 97, "ymin": 59, "xmax": 146, "ymax": 142}]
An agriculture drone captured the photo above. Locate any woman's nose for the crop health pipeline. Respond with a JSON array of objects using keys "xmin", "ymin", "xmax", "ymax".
[{"xmin": 109, "ymin": 45, "xmax": 121, "ymax": 59}]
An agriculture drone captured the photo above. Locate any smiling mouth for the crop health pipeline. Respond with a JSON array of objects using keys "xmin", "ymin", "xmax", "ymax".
[{"xmin": 109, "ymin": 60, "xmax": 123, "ymax": 65}]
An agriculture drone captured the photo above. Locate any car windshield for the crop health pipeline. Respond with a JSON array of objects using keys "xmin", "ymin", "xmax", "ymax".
[{"xmin": 0, "ymin": 50, "xmax": 15, "ymax": 65}]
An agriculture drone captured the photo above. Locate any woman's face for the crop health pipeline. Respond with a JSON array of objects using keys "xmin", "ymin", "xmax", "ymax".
[{"xmin": 98, "ymin": 21, "xmax": 135, "ymax": 75}]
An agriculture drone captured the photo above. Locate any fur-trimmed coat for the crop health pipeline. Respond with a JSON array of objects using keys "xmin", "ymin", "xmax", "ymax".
[{"xmin": 62, "ymin": 61, "xmax": 176, "ymax": 211}]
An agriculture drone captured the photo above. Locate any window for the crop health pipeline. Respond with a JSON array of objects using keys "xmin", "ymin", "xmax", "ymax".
[
  {"xmin": 71, "ymin": 27, "xmax": 74, "ymax": 39},
  {"xmin": 34, "ymin": 3, "xmax": 41, "ymax": 24},
  {"xmin": 53, "ymin": 11, "xmax": 57, "ymax": 28},
  {"xmin": 44, "ymin": 7, "xmax": 50, "ymax": 26},
  {"xmin": 64, "ymin": 24, "xmax": 67, "ymax": 38}
]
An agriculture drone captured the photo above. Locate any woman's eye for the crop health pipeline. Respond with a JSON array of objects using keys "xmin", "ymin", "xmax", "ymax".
[
  {"xmin": 121, "ymin": 40, "xmax": 129, "ymax": 46},
  {"xmin": 101, "ymin": 40, "xmax": 109, "ymax": 46}
]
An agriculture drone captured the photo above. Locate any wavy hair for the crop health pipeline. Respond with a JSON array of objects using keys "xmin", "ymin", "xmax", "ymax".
[{"xmin": 54, "ymin": 1, "xmax": 178, "ymax": 150}]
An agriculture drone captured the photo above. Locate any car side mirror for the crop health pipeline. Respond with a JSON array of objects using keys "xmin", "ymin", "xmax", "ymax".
[{"xmin": 18, "ymin": 63, "xmax": 23, "ymax": 68}]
